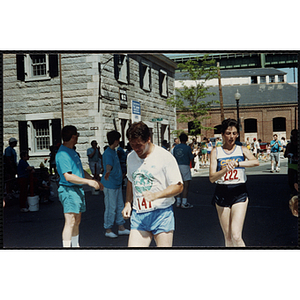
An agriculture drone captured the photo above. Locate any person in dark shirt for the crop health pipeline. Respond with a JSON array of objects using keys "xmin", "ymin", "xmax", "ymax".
[{"xmin": 17, "ymin": 151, "xmax": 34, "ymax": 212}]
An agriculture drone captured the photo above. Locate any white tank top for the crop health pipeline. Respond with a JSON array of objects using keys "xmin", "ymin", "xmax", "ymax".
[{"xmin": 215, "ymin": 145, "xmax": 246, "ymax": 185}]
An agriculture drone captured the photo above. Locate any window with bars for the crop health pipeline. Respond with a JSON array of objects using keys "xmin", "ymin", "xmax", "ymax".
[
  {"xmin": 33, "ymin": 120, "xmax": 50, "ymax": 151},
  {"xmin": 23, "ymin": 54, "xmax": 50, "ymax": 81},
  {"xmin": 31, "ymin": 55, "xmax": 47, "ymax": 76},
  {"xmin": 17, "ymin": 53, "xmax": 58, "ymax": 81}
]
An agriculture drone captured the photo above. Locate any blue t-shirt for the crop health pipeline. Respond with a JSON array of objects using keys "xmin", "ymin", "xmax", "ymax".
[
  {"xmin": 17, "ymin": 159, "xmax": 30, "ymax": 178},
  {"xmin": 87, "ymin": 147, "xmax": 101, "ymax": 163},
  {"xmin": 270, "ymin": 140, "xmax": 281, "ymax": 152},
  {"xmin": 173, "ymin": 143, "xmax": 194, "ymax": 165},
  {"xmin": 101, "ymin": 147, "xmax": 123, "ymax": 189},
  {"xmin": 4, "ymin": 146, "xmax": 17, "ymax": 164},
  {"xmin": 56, "ymin": 145, "xmax": 84, "ymax": 187}
]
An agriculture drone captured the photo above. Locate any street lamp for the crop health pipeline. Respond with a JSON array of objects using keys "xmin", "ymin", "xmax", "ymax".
[{"xmin": 234, "ymin": 89, "xmax": 241, "ymax": 141}]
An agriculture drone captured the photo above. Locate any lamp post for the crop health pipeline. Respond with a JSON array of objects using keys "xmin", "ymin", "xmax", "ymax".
[{"xmin": 234, "ymin": 89, "xmax": 241, "ymax": 141}]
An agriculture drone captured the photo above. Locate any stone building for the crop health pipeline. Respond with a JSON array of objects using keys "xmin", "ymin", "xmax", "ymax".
[
  {"xmin": 175, "ymin": 67, "xmax": 298, "ymax": 143},
  {"xmin": 3, "ymin": 53, "xmax": 177, "ymax": 168}
]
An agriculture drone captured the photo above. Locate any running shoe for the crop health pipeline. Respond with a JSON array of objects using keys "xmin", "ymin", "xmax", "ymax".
[
  {"xmin": 181, "ymin": 203, "xmax": 193, "ymax": 209},
  {"xmin": 20, "ymin": 208, "xmax": 29, "ymax": 213},
  {"xmin": 118, "ymin": 229, "xmax": 130, "ymax": 235},
  {"xmin": 105, "ymin": 232, "xmax": 118, "ymax": 238}
]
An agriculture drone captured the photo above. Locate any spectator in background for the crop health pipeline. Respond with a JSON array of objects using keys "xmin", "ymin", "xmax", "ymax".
[
  {"xmin": 162, "ymin": 140, "xmax": 169, "ymax": 150},
  {"xmin": 56, "ymin": 126, "xmax": 103, "ymax": 248},
  {"xmin": 207, "ymin": 138, "xmax": 213, "ymax": 163},
  {"xmin": 87, "ymin": 140, "xmax": 102, "ymax": 180},
  {"xmin": 4, "ymin": 137, "xmax": 18, "ymax": 199},
  {"xmin": 201, "ymin": 137, "xmax": 208, "ymax": 166},
  {"xmin": 171, "ymin": 137, "xmax": 179, "ymax": 154},
  {"xmin": 281, "ymin": 137, "xmax": 286, "ymax": 155},
  {"xmin": 117, "ymin": 141, "xmax": 127, "ymax": 185},
  {"xmin": 270, "ymin": 134, "xmax": 282, "ymax": 173},
  {"xmin": 49, "ymin": 145, "xmax": 58, "ymax": 177},
  {"xmin": 216, "ymin": 137, "xmax": 222, "ymax": 147},
  {"xmin": 173, "ymin": 133, "xmax": 194, "ymax": 208},
  {"xmin": 17, "ymin": 151, "xmax": 34, "ymax": 212},
  {"xmin": 101, "ymin": 131, "xmax": 130, "ymax": 238},
  {"xmin": 246, "ymin": 137, "xmax": 251, "ymax": 150},
  {"xmin": 252, "ymin": 138, "xmax": 260, "ymax": 158}
]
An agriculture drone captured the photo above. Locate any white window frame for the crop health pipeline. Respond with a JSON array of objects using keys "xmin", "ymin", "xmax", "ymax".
[
  {"xmin": 24, "ymin": 54, "xmax": 50, "ymax": 82},
  {"xmin": 160, "ymin": 69, "xmax": 168, "ymax": 97},
  {"xmin": 141, "ymin": 63, "xmax": 151, "ymax": 91},
  {"xmin": 27, "ymin": 119, "xmax": 52, "ymax": 156},
  {"xmin": 116, "ymin": 54, "xmax": 128, "ymax": 84}
]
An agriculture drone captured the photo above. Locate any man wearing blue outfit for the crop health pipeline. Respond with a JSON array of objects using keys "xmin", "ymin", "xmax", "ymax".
[
  {"xmin": 56, "ymin": 125, "xmax": 103, "ymax": 248},
  {"xmin": 101, "ymin": 130, "xmax": 130, "ymax": 238},
  {"xmin": 173, "ymin": 133, "xmax": 194, "ymax": 208},
  {"xmin": 270, "ymin": 134, "xmax": 282, "ymax": 173}
]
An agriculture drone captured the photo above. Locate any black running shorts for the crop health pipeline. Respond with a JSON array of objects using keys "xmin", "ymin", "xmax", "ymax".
[{"xmin": 211, "ymin": 183, "xmax": 248, "ymax": 208}]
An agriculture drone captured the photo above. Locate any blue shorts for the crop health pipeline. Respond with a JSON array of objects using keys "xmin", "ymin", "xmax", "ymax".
[
  {"xmin": 58, "ymin": 185, "xmax": 86, "ymax": 214},
  {"xmin": 130, "ymin": 206, "xmax": 175, "ymax": 235}
]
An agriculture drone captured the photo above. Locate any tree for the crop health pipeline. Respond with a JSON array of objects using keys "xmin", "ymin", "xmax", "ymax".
[{"xmin": 167, "ymin": 55, "xmax": 219, "ymax": 137}]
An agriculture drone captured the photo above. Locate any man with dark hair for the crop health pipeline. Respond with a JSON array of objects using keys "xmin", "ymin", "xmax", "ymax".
[
  {"xmin": 270, "ymin": 134, "xmax": 282, "ymax": 173},
  {"xmin": 87, "ymin": 140, "xmax": 102, "ymax": 179},
  {"xmin": 101, "ymin": 130, "xmax": 130, "ymax": 238},
  {"xmin": 4, "ymin": 137, "xmax": 18, "ymax": 199},
  {"xmin": 173, "ymin": 132, "xmax": 194, "ymax": 208},
  {"xmin": 56, "ymin": 125, "xmax": 103, "ymax": 247},
  {"xmin": 122, "ymin": 121, "xmax": 183, "ymax": 247}
]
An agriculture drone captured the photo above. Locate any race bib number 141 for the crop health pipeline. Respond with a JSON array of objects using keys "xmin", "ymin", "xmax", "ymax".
[{"xmin": 136, "ymin": 197, "xmax": 155, "ymax": 212}]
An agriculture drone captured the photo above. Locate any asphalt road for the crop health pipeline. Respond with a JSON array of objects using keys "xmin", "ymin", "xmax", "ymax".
[{"xmin": 3, "ymin": 157, "xmax": 298, "ymax": 249}]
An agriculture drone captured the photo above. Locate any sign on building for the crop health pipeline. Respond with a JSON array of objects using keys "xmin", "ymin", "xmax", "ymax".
[{"xmin": 132, "ymin": 100, "xmax": 141, "ymax": 123}]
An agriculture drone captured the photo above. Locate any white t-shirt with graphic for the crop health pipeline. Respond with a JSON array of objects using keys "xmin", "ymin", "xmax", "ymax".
[{"xmin": 127, "ymin": 145, "xmax": 183, "ymax": 213}]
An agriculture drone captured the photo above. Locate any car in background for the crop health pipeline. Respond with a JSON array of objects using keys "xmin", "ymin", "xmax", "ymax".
[{"xmin": 210, "ymin": 137, "xmax": 222, "ymax": 147}]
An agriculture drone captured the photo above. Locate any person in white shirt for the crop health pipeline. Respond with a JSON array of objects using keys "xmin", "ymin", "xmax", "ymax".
[{"xmin": 122, "ymin": 122, "xmax": 183, "ymax": 247}]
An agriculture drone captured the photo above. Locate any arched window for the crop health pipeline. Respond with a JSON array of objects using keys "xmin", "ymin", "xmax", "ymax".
[
  {"xmin": 273, "ymin": 117, "xmax": 286, "ymax": 131},
  {"xmin": 244, "ymin": 119, "xmax": 257, "ymax": 133}
]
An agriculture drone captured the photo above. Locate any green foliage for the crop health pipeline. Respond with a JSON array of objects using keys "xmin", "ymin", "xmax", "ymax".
[{"xmin": 167, "ymin": 55, "xmax": 219, "ymax": 137}]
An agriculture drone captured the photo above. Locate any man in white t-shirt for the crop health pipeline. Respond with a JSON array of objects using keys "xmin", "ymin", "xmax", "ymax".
[{"xmin": 122, "ymin": 121, "xmax": 183, "ymax": 247}]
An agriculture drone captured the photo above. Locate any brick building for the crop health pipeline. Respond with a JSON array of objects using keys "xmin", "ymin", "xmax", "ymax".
[
  {"xmin": 3, "ymin": 53, "xmax": 177, "ymax": 168},
  {"xmin": 175, "ymin": 68, "xmax": 298, "ymax": 143}
]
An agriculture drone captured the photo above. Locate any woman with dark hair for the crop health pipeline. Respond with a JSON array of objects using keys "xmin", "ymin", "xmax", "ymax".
[{"xmin": 209, "ymin": 119, "xmax": 259, "ymax": 247}]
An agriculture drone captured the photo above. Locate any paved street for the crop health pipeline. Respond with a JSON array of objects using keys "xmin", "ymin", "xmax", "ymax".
[{"xmin": 3, "ymin": 157, "xmax": 298, "ymax": 248}]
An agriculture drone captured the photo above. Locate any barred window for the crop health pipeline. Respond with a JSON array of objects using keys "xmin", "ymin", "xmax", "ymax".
[
  {"xmin": 33, "ymin": 120, "xmax": 50, "ymax": 151},
  {"xmin": 31, "ymin": 55, "xmax": 47, "ymax": 76}
]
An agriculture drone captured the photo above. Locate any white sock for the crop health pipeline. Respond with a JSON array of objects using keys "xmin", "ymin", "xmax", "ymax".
[
  {"xmin": 176, "ymin": 197, "xmax": 181, "ymax": 204},
  {"xmin": 62, "ymin": 240, "xmax": 71, "ymax": 248},
  {"xmin": 71, "ymin": 235, "xmax": 80, "ymax": 247},
  {"xmin": 182, "ymin": 198, "xmax": 187, "ymax": 205}
]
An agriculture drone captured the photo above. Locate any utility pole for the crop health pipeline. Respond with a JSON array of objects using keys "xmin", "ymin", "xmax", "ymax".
[{"xmin": 217, "ymin": 62, "xmax": 225, "ymax": 122}]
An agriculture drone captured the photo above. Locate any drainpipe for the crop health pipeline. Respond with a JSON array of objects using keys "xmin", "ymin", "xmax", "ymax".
[{"xmin": 59, "ymin": 54, "xmax": 64, "ymax": 127}]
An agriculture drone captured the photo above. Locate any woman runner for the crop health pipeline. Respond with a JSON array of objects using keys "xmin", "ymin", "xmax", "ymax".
[{"xmin": 209, "ymin": 119, "xmax": 259, "ymax": 247}]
